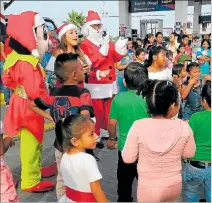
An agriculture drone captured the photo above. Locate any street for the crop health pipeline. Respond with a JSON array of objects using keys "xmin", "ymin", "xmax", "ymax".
[
  {"xmin": 1, "ymin": 106, "xmax": 186, "ymax": 202},
  {"xmin": 1, "ymin": 106, "xmax": 137, "ymax": 202}
]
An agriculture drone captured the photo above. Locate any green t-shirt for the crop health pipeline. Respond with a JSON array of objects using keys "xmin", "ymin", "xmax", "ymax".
[
  {"xmin": 109, "ymin": 90, "xmax": 149, "ymax": 151},
  {"xmin": 189, "ymin": 110, "xmax": 211, "ymax": 162}
]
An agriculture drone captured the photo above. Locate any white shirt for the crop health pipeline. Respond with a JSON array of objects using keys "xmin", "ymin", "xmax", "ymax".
[
  {"xmin": 148, "ymin": 69, "xmax": 173, "ymax": 81},
  {"xmin": 59, "ymin": 152, "xmax": 102, "ymax": 202}
]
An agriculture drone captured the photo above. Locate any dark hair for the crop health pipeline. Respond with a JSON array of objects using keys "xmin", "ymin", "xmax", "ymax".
[
  {"xmin": 209, "ymin": 33, "xmax": 211, "ymax": 38},
  {"xmin": 124, "ymin": 62, "xmax": 148, "ymax": 91},
  {"xmin": 143, "ymin": 33, "xmax": 154, "ymax": 48},
  {"xmin": 172, "ymin": 64, "xmax": 184, "ymax": 77},
  {"xmin": 155, "ymin": 32, "xmax": 163, "ymax": 38},
  {"xmin": 167, "ymin": 50, "xmax": 173, "ymax": 59},
  {"xmin": 135, "ymin": 48, "xmax": 145, "ymax": 57},
  {"xmin": 136, "ymin": 38, "xmax": 142, "ymax": 42},
  {"xmin": 127, "ymin": 37, "xmax": 132, "ymax": 41},
  {"xmin": 177, "ymin": 43, "xmax": 186, "ymax": 54},
  {"xmin": 201, "ymin": 81, "xmax": 211, "ymax": 107},
  {"xmin": 201, "ymin": 39, "xmax": 211, "ymax": 49},
  {"xmin": 61, "ymin": 114, "xmax": 94, "ymax": 151},
  {"xmin": 145, "ymin": 46, "xmax": 166, "ymax": 68},
  {"xmin": 182, "ymin": 35, "xmax": 189, "ymax": 40},
  {"xmin": 132, "ymin": 41, "xmax": 140, "ymax": 50},
  {"xmin": 186, "ymin": 62, "xmax": 199, "ymax": 73},
  {"xmin": 170, "ymin": 32, "xmax": 177, "ymax": 37},
  {"xmin": 143, "ymin": 80, "xmax": 179, "ymax": 117},
  {"xmin": 54, "ymin": 53, "xmax": 79, "ymax": 83}
]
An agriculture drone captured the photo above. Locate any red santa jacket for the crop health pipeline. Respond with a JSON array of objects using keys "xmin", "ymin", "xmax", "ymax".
[{"xmin": 80, "ymin": 39, "xmax": 123, "ymax": 84}]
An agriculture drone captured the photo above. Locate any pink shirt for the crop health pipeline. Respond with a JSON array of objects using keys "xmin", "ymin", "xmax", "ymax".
[
  {"xmin": 122, "ymin": 118, "xmax": 196, "ymax": 187},
  {"xmin": 185, "ymin": 45, "xmax": 192, "ymax": 58}
]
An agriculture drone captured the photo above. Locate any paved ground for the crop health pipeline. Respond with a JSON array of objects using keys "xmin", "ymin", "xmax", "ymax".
[
  {"xmin": 1, "ymin": 106, "xmax": 137, "ymax": 202},
  {"xmin": 1, "ymin": 106, "xmax": 188, "ymax": 202}
]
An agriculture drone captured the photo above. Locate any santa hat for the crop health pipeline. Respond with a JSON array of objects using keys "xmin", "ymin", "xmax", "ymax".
[
  {"xmin": 56, "ymin": 23, "xmax": 77, "ymax": 41},
  {"xmin": 6, "ymin": 11, "xmax": 45, "ymax": 58},
  {"xmin": 86, "ymin": 10, "xmax": 101, "ymax": 26}
]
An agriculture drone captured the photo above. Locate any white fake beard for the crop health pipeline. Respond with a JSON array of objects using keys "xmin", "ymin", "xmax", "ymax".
[
  {"xmin": 88, "ymin": 26, "xmax": 104, "ymax": 44},
  {"xmin": 36, "ymin": 25, "xmax": 49, "ymax": 60}
]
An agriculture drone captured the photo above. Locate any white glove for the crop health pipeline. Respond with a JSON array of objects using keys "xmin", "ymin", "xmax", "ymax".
[
  {"xmin": 99, "ymin": 34, "xmax": 110, "ymax": 56},
  {"xmin": 103, "ymin": 34, "xmax": 110, "ymax": 44},
  {"xmin": 115, "ymin": 37, "xmax": 128, "ymax": 56},
  {"xmin": 96, "ymin": 70, "xmax": 110, "ymax": 81}
]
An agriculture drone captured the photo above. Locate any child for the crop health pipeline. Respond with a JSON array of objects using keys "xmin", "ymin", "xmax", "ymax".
[
  {"xmin": 146, "ymin": 46, "xmax": 173, "ymax": 81},
  {"xmin": 172, "ymin": 64, "xmax": 187, "ymax": 95},
  {"xmin": 182, "ymin": 81, "xmax": 211, "ymax": 202},
  {"xmin": 107, "ymin": 62, "xmax": 149, "ymax": 202},
  {"xmin": 174, "ymin": 44, "xmax": 190, "ymax": 64},
  {"xmin": 135, "ymin": 48, "xmax": 146, "ymax": 64},
  {"xmin": 182, "ymin": 35, "xmax": 192, "ymax": 59},
  {"xmin": 59, "ymin": 115, "xmax": 108, "ymax": 202},
  {"xmin": 29, "ymin": 53, "xmax": 95, "ymax": 200},
  {"xmin": 166, "ymin": 50, "xmax": 174, "ymax": 69},
  {"xmin": 172, "ymin": 64, "xmax": 187, "ymax": 119},
  {"xmin": 122, "ymin": 80, "xmax": 196, "ymax": 202},
  {"xmin": 0, "ymin": 121, "xmax": 19, "ymax": 202},
  {"xmin": 182, "ymin": 62, "xmax": 204, "ymax": 121}
]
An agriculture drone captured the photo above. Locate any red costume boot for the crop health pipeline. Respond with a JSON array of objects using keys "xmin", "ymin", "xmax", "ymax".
[
  {"xmin": 41, "ymin": 162, "xmax": 57, "ymax": 178},
  {"xmin": 24, "ymin": 181, "xmax": 55, "ymax": 193}
]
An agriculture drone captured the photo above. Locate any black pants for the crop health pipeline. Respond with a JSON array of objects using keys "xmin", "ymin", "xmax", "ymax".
[{"xmin": 117, "ymin": 151, "xmax": 138, "ymax": 202}]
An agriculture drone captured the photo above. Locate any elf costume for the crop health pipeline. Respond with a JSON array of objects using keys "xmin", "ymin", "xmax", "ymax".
[{"xmin": 2, "ymin": 11, "xmax": 55, "ymax": 192}]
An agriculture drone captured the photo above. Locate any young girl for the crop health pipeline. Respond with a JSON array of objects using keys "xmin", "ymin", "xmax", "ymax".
[
  {"xmin": 59, "ymin": 115, "xmax": 108, "ymax": 202},
  {"xmin": 155, "ymin": 32, "xmax": 164, "ymax": 47},
  {"xmin": 174, "ymin": 44, "xmax": 190, "ymax": 64},
  {"xmin": 143, "ymin": 33, "xmax": 154, "ymax": 51},
  {"xmin": 146, "ymin": 46, "xmax": 172, "ymax": 81},
  {"xmin": 135, "ymin": 48, "xmax": 146, "ymax": 64},
  {"xmin": 0, "ymin": 121, "xmax": 19, "ymax": 202},
  {"xmin": 166, "ymin": 50, "xmax": 174, "ymax": 69},
  {"xmin": 182, "ymin": 62, "xmax": 204, "ymax": 121},
  {"xmin": 122, "ymin": 80, "xmax": 196, "ymax": 202}
]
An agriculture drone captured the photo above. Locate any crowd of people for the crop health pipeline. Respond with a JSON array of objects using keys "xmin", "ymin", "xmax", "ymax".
[{"xmin": 0, "ymin": 9, "xmax": 211, "ymax": 203}]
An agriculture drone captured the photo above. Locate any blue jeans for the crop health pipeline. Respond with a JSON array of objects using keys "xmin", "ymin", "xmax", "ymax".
[
  {"xmin": 182, "ymin": 162, "xmax": 211, "ymax": 202},
  {"xmin": 0, "ymin": 60, "xmax": 10, "ymax": 104}
]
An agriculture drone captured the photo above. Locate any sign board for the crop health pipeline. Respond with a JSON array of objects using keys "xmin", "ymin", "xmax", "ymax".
[{"xmin": 129, "ymin": 0, "xmax": 175, "ymax": 13}]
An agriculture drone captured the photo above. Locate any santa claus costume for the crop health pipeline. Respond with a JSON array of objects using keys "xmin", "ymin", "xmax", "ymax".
[
  {"xmin": 80, "ymin": 10, "xmax": 127, "ymax": 143},
  {"xmin": 2, "ymin": 11, "xmax": 55, "ymax": 192}
]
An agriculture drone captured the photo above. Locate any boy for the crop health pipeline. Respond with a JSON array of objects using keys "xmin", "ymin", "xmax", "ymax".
[
  {"xmin": 29, "ymin": 53, "xmax": 96, "ymax": 200},
  {"xmin": 107, "ymin": 62, "xmax": 149, "ymax": 202},
  {"xmin": 182, "ymin": 81, "xmax": 211, "ymax": 202}
]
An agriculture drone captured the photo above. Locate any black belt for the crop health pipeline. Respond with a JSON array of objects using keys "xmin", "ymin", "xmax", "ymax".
[{"xmin": 189, "ymin": 161, "xmax": 211, "ymax": 168}]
